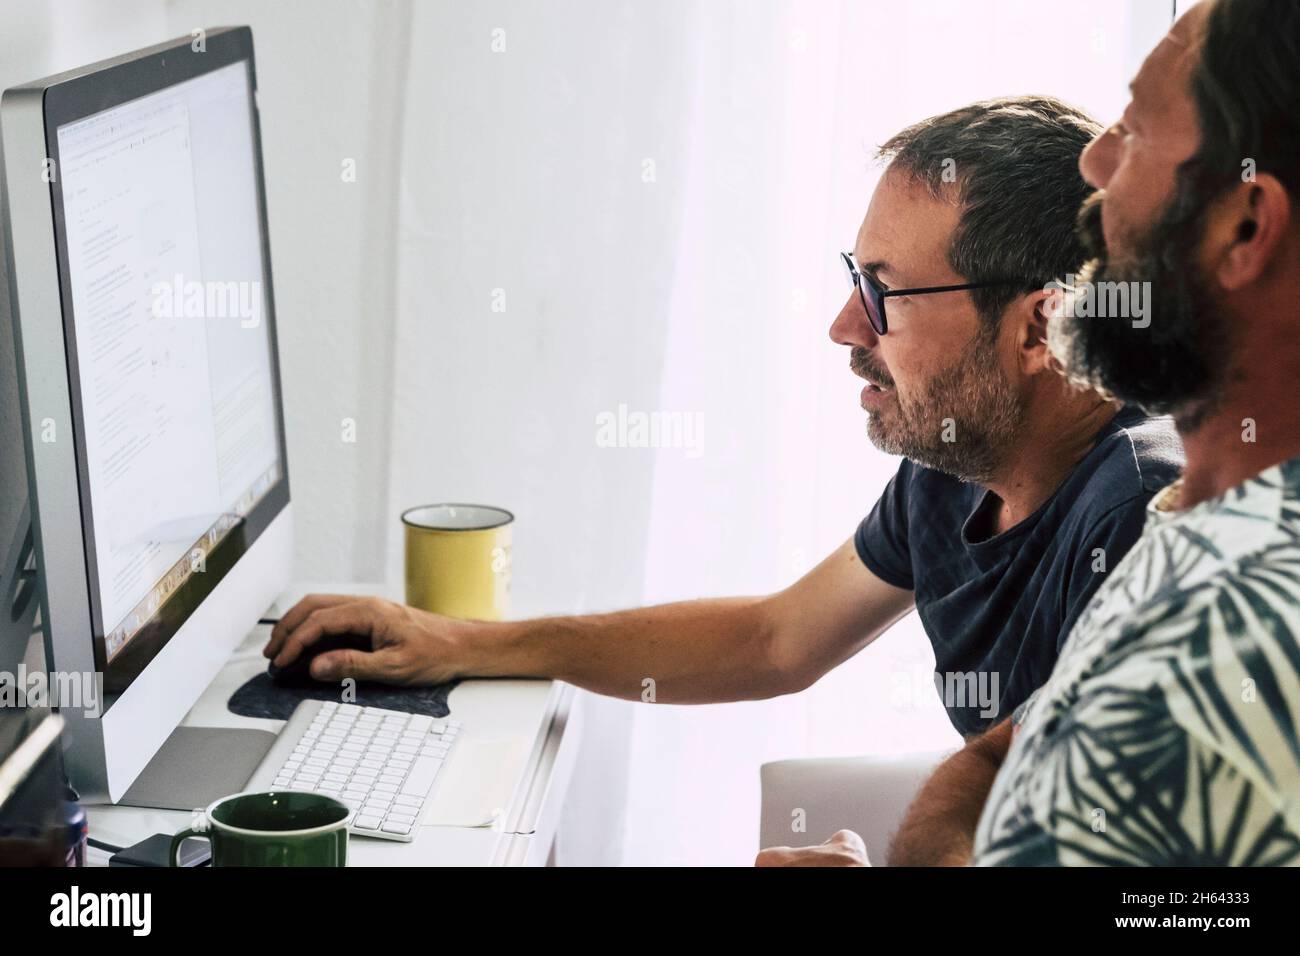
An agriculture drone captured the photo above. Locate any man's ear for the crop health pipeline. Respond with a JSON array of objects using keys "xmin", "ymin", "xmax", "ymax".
[
  {"xmin": 1214, "ymin": 174, "xmax": 1292, "ymax": 291},
  {"xmin": 1015, "ymin": 288, "xmax": 1054, "ymax": 376}
]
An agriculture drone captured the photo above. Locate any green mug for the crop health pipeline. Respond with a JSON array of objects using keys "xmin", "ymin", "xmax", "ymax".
[{"xmin": 170, "ymin": 790, "xmax": 350, "ymax": 867}]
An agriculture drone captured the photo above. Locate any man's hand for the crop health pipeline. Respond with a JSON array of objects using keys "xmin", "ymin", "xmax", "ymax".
[
  {"xmin": 755, "ymin": 829, "xmax": 871, "ymax": 867},
  {"xmin": 263, "ymin": 595, "xmax": 470, "ymax": 685}
]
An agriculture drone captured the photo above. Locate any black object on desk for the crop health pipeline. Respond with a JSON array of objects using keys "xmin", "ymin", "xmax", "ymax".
[
  {"xmin": 266, "ymin": 632, "xmax": 373, "ymax": 687},
  {"xmin": 227, "ymin": 672, "xmax": 458, "ymax": 721},
  {"xmin": 110, "ymin": 832, "xmax": 210, "ymax": 867}
]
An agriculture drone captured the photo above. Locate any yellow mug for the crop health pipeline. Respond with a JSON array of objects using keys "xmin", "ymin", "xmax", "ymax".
[{"xmin": 402, "ymin": 504, "xmax": 513, "ymax": 620}]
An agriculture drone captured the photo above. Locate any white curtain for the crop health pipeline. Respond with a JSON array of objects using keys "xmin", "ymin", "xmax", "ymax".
[{"xmin": 617, "ymin": 0, "xmax": 1169, "ymax": 865}]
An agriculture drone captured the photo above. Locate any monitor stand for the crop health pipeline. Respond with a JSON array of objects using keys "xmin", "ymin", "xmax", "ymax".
[{"xmin": 115, "ymin": 725, "xmax": 277, "ymax": 810}]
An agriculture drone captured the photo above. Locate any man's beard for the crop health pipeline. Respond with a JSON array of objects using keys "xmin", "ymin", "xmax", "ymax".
[
  {"xmin": 853, "ymin": 331, "xmax": 1025, "ymax": 484},
  {"xmin": 1046, "ymin": 186, "xmax": 1230, "ymax": 431}
]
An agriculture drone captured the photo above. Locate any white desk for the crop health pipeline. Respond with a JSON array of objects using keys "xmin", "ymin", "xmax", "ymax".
[{"xmin": 85, "ymin": 585, "xmax": 584, "ymax": 867}]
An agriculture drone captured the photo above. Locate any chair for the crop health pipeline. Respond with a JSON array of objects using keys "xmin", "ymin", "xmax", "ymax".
[{"xmin": 758, "ymin": 750, "xmax": 951, "ymax": 863}]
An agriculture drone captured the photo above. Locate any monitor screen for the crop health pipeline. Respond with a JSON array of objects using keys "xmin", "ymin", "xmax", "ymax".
[{"xmin": 50, "ymin": 58, "xmax": 285, "ymax": 673}]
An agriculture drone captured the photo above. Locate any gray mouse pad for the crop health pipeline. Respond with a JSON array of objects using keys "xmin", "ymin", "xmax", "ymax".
[{"xmin": 227, "ymin": 672, "xmax": 458, "ymax": 721}]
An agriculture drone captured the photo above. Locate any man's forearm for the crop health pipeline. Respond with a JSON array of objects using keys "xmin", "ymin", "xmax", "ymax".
[
  {"xmin": 454, "ymin": 597, "xmax": 794, "ymax": 703},
  {"xmin": 886, "ymin": 718, "xmax": 1013, "ymax": 866}
]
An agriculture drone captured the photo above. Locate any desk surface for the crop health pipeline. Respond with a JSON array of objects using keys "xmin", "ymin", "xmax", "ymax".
[{"xmin": 86, "ymin": 584, "xmax": 581, "ymax": 866}]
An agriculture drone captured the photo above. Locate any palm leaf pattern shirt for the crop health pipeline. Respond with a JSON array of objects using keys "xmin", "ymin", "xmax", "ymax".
[{"xmin": 972, "ymin": 456, "xmax": 1300, "ymax": 866}]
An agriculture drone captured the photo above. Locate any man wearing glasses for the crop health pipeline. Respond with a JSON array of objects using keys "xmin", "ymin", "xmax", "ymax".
[
  {"xmin": 263, "ymin": 97, "xmax": 1182, "ymax": 863},
  {"xmin": 888, "ymin": 0, "xmax": 1300, "ymax": 869}
]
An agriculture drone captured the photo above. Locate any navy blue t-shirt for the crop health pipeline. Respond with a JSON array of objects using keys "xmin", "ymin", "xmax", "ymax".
[{"xmin": 855, "ymin": 405, "xmax": 1183, "ymax": 737}]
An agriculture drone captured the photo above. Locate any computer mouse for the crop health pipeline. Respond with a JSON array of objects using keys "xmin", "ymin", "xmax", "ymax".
[{"xmin": 268, "ymin": 632, "xmax": 373, "ymax": 687}]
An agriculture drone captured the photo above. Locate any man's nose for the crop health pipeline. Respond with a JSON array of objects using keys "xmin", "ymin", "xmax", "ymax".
[
  {"xmin": 1079, "ymin": 126, "xmax": 1118, "ymax": 190},
  {"xmin": 829, "ymin": 292, "xmax": 879, "ymax": 349}
]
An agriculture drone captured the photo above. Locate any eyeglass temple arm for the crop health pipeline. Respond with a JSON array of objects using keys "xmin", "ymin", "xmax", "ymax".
[{"xmin": 880, "ymin": 279, "xmax": 1023, "ymax": 297}]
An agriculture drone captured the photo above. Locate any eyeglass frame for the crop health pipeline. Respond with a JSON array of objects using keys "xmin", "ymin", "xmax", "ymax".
[{"xmin": 840, "ymin": 251, "xmax": 1028, "ymax": 336}]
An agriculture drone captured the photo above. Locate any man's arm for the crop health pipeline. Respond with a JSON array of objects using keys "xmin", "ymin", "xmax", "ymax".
[
  {"xmin": 886, "ymin": 717, "xmax": 1013, "ymax": 866},
  {"xmin": 263, "ymin": 537, "xmax": 914, "ymax": 704}
]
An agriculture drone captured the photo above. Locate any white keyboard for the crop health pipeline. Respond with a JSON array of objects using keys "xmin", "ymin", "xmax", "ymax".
[{"xmin": 244, "ymin": 699, "xmax": 461, "ymax": 842}]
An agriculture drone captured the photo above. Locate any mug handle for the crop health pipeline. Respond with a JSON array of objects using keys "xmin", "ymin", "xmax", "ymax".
[{"xmin": 169, "ymin": 825, "xmax": 210, "ymax": 867}]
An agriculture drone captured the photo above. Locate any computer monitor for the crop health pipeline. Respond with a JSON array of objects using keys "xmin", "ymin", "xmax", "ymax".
[{"xmin": 0, "ymin": 28, "xmax": 292, "ymax": 802}]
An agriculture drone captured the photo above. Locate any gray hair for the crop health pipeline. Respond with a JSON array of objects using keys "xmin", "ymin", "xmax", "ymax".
[{"xmin": 878, "ymin": 95, "xmax": 1102, "ymax": 327}]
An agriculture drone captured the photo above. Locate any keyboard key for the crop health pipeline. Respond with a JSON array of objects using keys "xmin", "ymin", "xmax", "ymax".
[
  {"xmin": 354, "ymin": 815, "xmax": 382, "ymax": 830},
  {"xmin": 401, "ymin": 757, "xmax": 442, "ymax": 796},
  {"xmin": 381, "ymin": 821, "xmax": 412, "ymax": 835}
]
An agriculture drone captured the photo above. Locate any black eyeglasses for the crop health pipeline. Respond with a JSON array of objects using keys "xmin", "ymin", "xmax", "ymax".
[{"xmin": 841, "ymin": 251, "xmax": 1022, "ymax": 336}]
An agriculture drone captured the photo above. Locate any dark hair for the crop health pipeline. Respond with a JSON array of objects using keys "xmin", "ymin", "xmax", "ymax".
[
  {"xmin": 1187, "ymin": 0, "xmax": 1300, "ymax": 198},
  {"xmin": 878, "ymin": 95, "xmax": 1101, "ymax": 328}
]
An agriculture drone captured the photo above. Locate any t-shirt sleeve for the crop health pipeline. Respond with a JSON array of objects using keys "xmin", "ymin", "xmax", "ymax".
[
  {"xmin": 854, "ymin": 462, "xmax": 914, "ymax": 590},
  {"xmin": 1059, "ymin": 497, "xmax": 1151, "ymax": 651}
]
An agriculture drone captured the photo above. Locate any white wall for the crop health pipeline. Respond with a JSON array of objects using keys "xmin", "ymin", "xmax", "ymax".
[
  {"xmin": 388, "ymin": 0, "xmax": 699, "ymax": 865},
  {"xmin": 167, "ymin": 0, "xmax": 412, "ymax": 583}
]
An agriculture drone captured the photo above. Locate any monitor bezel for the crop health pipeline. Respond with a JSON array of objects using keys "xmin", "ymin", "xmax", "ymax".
[{"xmin": 39, "ymin": 27, "xmax": 291, "ymax": 694}]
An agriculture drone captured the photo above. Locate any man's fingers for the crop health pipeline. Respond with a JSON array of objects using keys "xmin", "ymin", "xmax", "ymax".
[
  {"xmin": 827, "ymin": 829, "xmax": 866, "ymax": 853},
  {"xmin": 271, "ymin": 601, "xmax": 380, "ymax": 668},
  {"xmin": 754, "ymin": 846, "xmax": 794, "ymax": 867},
  {"xmin": 265, "ymin": 594, "xmax": 355, "ymax": 657},
  {"xmin": 309, "ymin": 647, "xmax": 395, "ymax": 684},
  {"xmin": 756, "ymin": 833, "xmax": 870, "ymax": 867}
]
